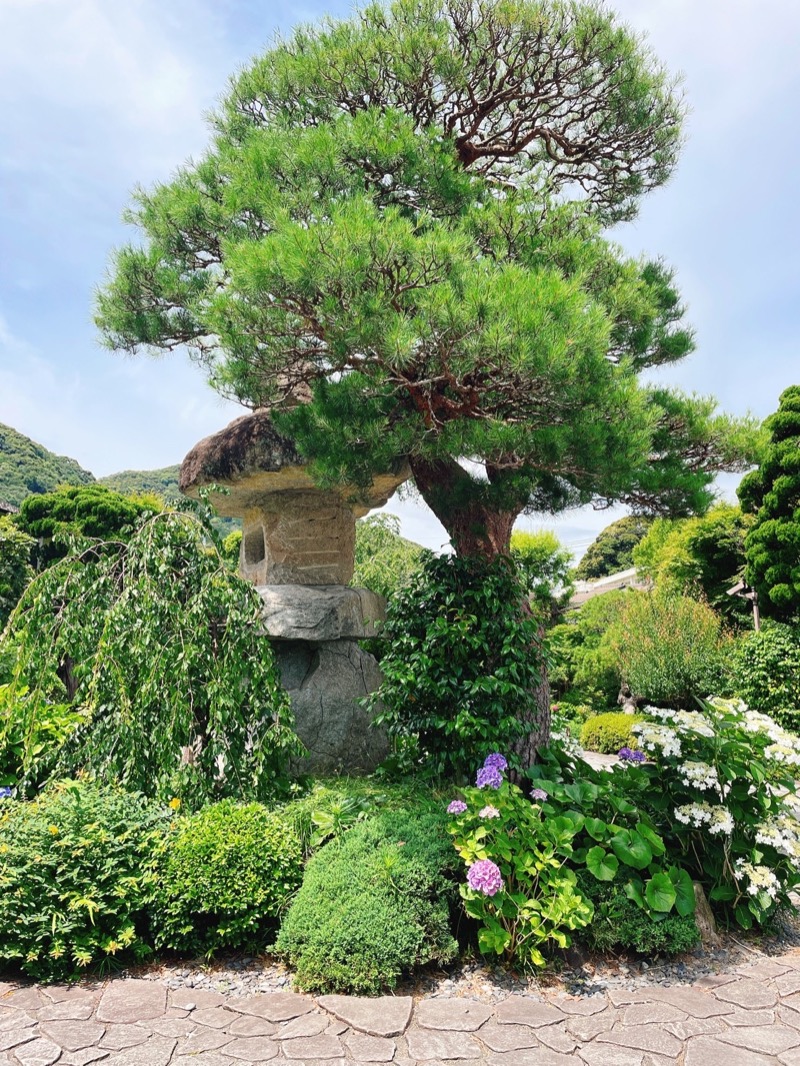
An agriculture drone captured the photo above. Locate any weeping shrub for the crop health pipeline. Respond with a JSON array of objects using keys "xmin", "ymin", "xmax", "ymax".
[{"xmin": 0, "ymin": 511, "xmax": 302, "ymax": 805}]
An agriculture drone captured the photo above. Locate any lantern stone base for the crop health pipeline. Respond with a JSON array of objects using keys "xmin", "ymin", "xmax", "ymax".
[
  {"xmin": 271, "ymin": 638, "xmax": 389, "ymax": 773},
  {"xmin": 260, "ymin": 584, "xmax": 389, "ymax": 773}
]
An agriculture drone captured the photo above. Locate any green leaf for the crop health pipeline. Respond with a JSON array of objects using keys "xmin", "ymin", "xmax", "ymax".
[
  {"xmin": 610, "ymin": 830, "xmax": 653, "ymax": 871},
  {"xmin": 637, "ymin": 823, "xmax": 666, "ymax": 856},
  {"xmin": 586, "ymin": 846, "xmax": 618, "ymax": 881},
  {"xmin": 668, "ymin": 866, "xmax": 696, "ymax": 916},
  {"xmin": 709, "ymin": 885, "xmax": 736, "ymax": 902},
  {"xmin": 563, "ymin": 782, "xmax": 600, "ymax": 806},
  {"xmin": 734, "ymin": 904, "xmax": 754, "ymax": 930},
  {"xmin": 645, "ymin": 872, "xmax": 677, "ymax": 912},
  {"xmin": 584, "ymin": 817, "xmax": 607, "ymax": 841}
]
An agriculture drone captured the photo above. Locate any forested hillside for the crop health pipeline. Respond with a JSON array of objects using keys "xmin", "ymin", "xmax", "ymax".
[
  {"xmin": 0, "ymin": 424, "xmax": 238, "ymax": 533},
  {"xmin": 0, "ymin": 423, "xmax": 94, "ymax": 506}
]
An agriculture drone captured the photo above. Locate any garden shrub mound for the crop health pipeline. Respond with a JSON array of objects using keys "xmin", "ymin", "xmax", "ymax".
[
  {"xmin": 580, "ymin": 712, "xmax": 642, "ymax": 754},
  {"xmin": 152, "ymin": 800, "xmax": 303, "ymax": 956},
  {"xmin": 0, "ymin": 781, "xmax": 166, "ymax": 981},
  {"xmin": 277, "ymin": 808, "xmax": 458, "ymax": 993},
  {"xmin": 577, "ymin": 874, "xmax": 699, "ymax": 956}
]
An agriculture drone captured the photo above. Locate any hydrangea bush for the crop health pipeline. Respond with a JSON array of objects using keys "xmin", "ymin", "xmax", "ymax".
[
  {"xmin": 622, "ymin": 698, "xmax": 800, "ymax": 928},
  {"xmin": 447, "ymin": 752, "xmax": 693, "ymax": 967}
]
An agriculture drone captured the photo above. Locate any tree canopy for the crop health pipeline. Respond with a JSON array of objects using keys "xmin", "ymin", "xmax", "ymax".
[
  {"xmin": 632, "ymin": 504, "xmax": 753, "ymax": 628},
  {"xmin": 96, "ymin": 0, "xmax": 757, "ymax": 557},
  {"xmin": 574, "ymin": 514, "xmax": 652, "ymax": 580},
  {"xmin": 738, "ymin": 386, "xmax": 800, "ymax": 621}
]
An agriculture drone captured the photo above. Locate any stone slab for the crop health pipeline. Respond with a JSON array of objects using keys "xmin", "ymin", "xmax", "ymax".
[
  {"xmin": 416, "ymin": 1000, "xmax": 492, "ymax": 1032},
  {"xmin": 97, "ymin": 983, "xmax": 166, "ymax": 1024},
  {"xmin": 494, "ymin": 997, "xmax": 564, "ymax": 1028},
  {"xmin": 684, "ymin": 1035, "xmax": 775, "ymax": 1066},
  {"xmin": 404, "ymin": 1026, "xmax": 481, "ymax": 1060},
  {"xmin": 317, "ymin": 995, "xmax": 413, "ymax": 1037},
  {"xmin": 259, "ymin": 586, "xmax": 385, "ymax": 641},
  {"xmin": 230, "ymin": 992, "xmax": 314, "ymax": 1023},
  {"xmin": 343, "ymin": 1033, "xmax": 395, "ymax": 1062}
]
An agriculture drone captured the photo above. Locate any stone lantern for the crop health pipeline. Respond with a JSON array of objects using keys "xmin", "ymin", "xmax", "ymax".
[{"xmin": 180, "ymin": 410, "xmax": 409, "ymax": 772}]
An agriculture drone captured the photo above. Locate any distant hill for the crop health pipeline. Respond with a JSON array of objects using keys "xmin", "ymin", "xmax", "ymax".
[
  {"xmin": 0, "ymin": 422, "xmax": 94, "ymax": 506},
  {"xmin": 0, "ymin": 425, "xmax": 239, "ymax": 534},
  {"xmin": 98, "ymin": 465, "xmax": 181, "ymax": 500}
]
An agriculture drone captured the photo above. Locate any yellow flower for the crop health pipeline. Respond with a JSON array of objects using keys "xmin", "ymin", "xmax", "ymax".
[
  {"xmin": 48, "ymin": 825, "xmax": 59, "ymax": 835},
  {"xmin": 168, "ymin": 798, "xmax": 181, "ymax": 811}
]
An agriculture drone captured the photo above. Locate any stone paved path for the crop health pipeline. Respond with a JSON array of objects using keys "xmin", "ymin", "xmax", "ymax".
[{"xmin": 5, "ymin": 952, "xmax": 800, "ymax": 1066}]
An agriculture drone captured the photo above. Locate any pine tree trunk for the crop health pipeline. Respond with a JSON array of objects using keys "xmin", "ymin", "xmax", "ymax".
[{"xmin": 409, "ymin": 455, "xmax": 551, "ymax": 767}]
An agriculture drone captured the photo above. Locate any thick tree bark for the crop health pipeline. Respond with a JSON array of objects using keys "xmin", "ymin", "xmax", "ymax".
[
  {"xmin": 409, "ymin": 454, "xmax": 551, "ymax": 767},
  {"xmin": 409, "ymin": 456, "xmax": 519, "ymax": 557}
]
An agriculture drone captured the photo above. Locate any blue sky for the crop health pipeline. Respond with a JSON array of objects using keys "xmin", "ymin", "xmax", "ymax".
[{"xmin": 1, "ymin": 0, "xmax": 798, "ymax": 557}]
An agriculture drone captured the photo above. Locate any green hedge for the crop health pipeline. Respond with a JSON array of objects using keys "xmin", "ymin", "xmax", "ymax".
[
  {"xmin": 152, "ymin": 800, "xmax": 303, "ymax": 956},
  {"xmin": 277, "ymin": 809, "xmax": 458, "ymax": 993}
]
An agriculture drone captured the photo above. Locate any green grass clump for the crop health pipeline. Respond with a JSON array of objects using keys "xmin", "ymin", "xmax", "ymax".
[
  {"xmin": 152, "ymin": 800, "xmax": 303, "ymax": 956},
  {"xmin": 276, "ymin": 808, "xmax": 458, "ymax": 993}
]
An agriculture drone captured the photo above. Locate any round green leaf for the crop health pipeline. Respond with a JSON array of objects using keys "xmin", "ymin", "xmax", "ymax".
[
  {"xmin": 645, "ymin": 872, "xmax": 677, "ymax": 912},
  {"xmin": 668, "ymin": 866, "xmax": 696, "ymax": 917},
  {"xmin": 586, "ymin": 846, "xmax": 619, "ymax": 881},
  {"xmin": 584, "ymin": 817, "xmax": 607, "ymax": 841},
  {"xmin": 610, "ymin": 830, "xmax": 653, "ymax": 870}
]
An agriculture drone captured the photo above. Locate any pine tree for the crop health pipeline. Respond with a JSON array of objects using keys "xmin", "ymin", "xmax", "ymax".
[{"xmin": 96, "ymin": 0, "xmax": 758, "ymax": 560}]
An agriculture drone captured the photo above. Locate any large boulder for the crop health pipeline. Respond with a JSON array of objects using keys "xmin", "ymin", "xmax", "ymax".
[{"xmin": 274, "ymin": 640, "xmax": 389, "ymax": 773}]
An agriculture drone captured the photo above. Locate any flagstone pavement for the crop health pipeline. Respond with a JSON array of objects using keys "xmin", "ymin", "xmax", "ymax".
[{"xmin": 5, "ymin": 952, "xmax": 800, "ymax": 1066}]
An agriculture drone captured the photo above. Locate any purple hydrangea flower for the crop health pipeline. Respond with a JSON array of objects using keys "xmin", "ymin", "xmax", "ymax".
[
  {"xmin": 476, "ymin": 765, "xmax": 503, "ymax": 789},
  {"xmin": 483, "ymin": 753, "xmax": 508, "ymax": 772},
  {"xmin": 0, "ymin": 786, "xmax": 13, "ymax": 799},
  {"xmin": 467, "ymin": 859, "xmax": 504, "ymax": 896},
  {"xmin": 618, "ymin": 747, "xmax": 646, "ymax": 763},
  {"xmin": 530, "ymin": 787, "xmax": 548, "ymax": 802},
  {"xmin": 447, "ymin": 799, "xmax": 468, "ymax": 815},
  {"xmin": 479, "ymin": 805, "xmax": 500, "ymax": 819}
]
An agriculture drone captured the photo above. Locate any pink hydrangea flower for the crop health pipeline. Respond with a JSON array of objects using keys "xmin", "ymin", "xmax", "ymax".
[
  {"xmin": 530, "ymin": 787, "xmax": 548, "ymax": 802},
  {"xmin": 447, "ymin": 799, "xmax": 468, "ymax": 815},
  {"xmin": 467, "ymin": 859, "xmax": 504, "ymax": 896},
  {"xmin": 479, "ymin": 805, "xmax": 500, "ymax": 819}
]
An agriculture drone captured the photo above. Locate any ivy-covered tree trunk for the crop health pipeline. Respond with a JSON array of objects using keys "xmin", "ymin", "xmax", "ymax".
[{"xmin": 410, "ymin": 455, "xmax": 551, "ymax": 766}]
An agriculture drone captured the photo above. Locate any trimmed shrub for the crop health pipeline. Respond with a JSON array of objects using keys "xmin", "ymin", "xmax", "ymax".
[
  {"xmin": 0, "ymin": 781, "xmax": 166, "ymax": 980},
  {"xmin": 580, "ymin": 712, "xmax": 642, "ymax": 754},
  {"xmin": 152, "ymin": 801, "xmax": 303, "ymax": 956},
  {"xmin": 577, "ymin": 875, "xmax": 699, "ymax": 955},
  {"xmin": 276, "ymin": 809, "xmax": 458, "ymax": 993}
]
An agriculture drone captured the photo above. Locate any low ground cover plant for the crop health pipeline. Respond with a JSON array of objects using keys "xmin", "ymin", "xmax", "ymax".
[
  {"xmin": 0, "ymin": 781, "xmax": 166, "ymax": 980},
  {"xmin": 152, "ymin": 800, "xmax": 303, "ymax": 956},
  {"xmin": 577, "ymin": 874, "xmax": 699, "ymax": 955},
  {"xmin": 276, "ymin": 808, "xmax": 458, "ymax": 993}
]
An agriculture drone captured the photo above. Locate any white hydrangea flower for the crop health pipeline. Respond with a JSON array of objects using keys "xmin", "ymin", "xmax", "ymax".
[
  {"xmin": 765, "ymin": 742, "xmax": 800, "ymax": 767},
  {"xmin": 633, "ymin": 722, "xmax": 682, "ymax": 758},
  {"xmin": 674, "ymin": 802, "xmax": 713, "ymax": 827},
  {"xmin": 679, "ymin": 760, "xmax": 721, "ymax": 792},
  {"xmin": 708, "ymin": 807, "xmax": 735, "ymax": 835},
  {"xmin": 735, "ymin": 859, "xmax": 780, "ymax": 900},
  {"xmin": 755, "ymin": 815, "xmax": 800, "ymax": 863}
]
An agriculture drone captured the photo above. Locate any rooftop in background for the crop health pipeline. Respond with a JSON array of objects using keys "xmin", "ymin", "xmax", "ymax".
[{"xmin": 568, "ymin": 568, "xmax": 647, "ymax": 610}]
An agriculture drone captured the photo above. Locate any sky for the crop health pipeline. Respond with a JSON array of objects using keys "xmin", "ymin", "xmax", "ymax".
[{"xmin": 1, "ymin": 0, "xmax": 799, "ymax": 558}]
